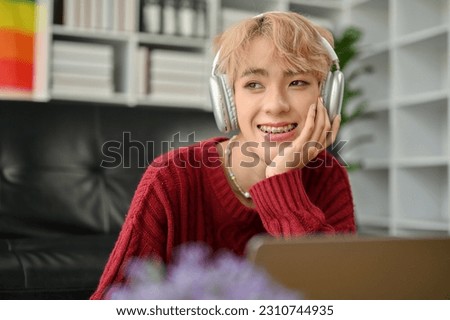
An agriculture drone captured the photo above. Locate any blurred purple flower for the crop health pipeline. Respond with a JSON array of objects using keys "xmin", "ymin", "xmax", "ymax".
[{"xmin": 107, "ymin": 243, "xmax": 300, "ymax": 300}]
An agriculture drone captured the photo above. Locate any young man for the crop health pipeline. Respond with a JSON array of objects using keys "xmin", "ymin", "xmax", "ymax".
[{"xmin": 91, "ymin": 11, "xmax": 355, "ymax": 300}]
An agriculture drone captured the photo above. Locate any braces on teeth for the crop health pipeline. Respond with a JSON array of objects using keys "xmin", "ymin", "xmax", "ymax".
[{"xmin": 258, "ymin": 124, "xmax": 297, "ymax": 134}]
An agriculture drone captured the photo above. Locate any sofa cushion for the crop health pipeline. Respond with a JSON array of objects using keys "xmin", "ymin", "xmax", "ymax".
[
  {"xmin": 0, "ymin": 234, "xmax": 116, "ymax": 299},
  {"xmin": 0, "ymin": 100, "xmax": 219, "ymax": 238},
  {"xmin": 0, "ymin": 99, "xmax": 220, "ymax": 299}
]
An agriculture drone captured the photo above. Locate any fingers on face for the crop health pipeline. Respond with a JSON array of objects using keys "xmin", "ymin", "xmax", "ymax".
[
  {"xmin": 296, "ymin": 100, "xmax": 339, "ymax": 160},
  {"xmin": 312, "ymin": 99, "xmax": 331, "ymax": 150},
  {"xmin": 326, "ymin": 114, "xmax": 341, "ymax": 147},
  {"xmin": 298, "ymin": 103, "xmax": 317, "ymax": 143}
]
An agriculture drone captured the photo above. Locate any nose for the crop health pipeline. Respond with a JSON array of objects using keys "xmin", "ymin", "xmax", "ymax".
[{"xmin": 261, "ymin": 86, "xmax": 290, "ymax": 114}]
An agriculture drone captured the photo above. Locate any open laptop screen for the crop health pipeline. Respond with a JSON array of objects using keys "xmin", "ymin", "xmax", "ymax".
[{"xmin": 245, "ymin": 235, "xmax": 450, "ymax": 299}]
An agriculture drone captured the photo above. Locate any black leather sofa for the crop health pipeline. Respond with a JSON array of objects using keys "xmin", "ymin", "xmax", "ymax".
[{"xmin": 0, "ymin": 99, "xmax": 219, "ymax": 299}]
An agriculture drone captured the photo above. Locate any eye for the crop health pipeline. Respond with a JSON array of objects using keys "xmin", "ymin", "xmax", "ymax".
[
  {"xmin": 290, "ymin": 80, "xmax": 309, "ymax": 87},
  {"xmin": 244, "ymin": 82, "xmax": 263, "ymax": 89}
]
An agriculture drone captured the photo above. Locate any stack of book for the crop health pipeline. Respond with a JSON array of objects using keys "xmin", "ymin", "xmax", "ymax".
[
  {"xmin": 51, "ymin": 41, "xmax": 115, "ymax": 97},
  {"xmin": 137, "ymin": 48, "xmax": 208, "ymax": 105},
  {"xmin": 61, "ymin": 0, "xmax": 137, "ymax": 32}
]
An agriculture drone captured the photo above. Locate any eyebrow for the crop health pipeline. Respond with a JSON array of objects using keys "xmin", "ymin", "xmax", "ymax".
[
  {"xmin": 240, "ymin": 68, "xmax": 303, "ymax": 78},
  {"xmin": 240, "ymin": 68, "xmax": 268, "ymax": 78}
]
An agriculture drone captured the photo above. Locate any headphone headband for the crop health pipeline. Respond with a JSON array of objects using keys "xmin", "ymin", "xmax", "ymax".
[
  {"xmin": 212, "ymin": 36, "xmax": 339, "ymax": 79},
  {"xmin": 320, "ymin": 37, "xmax": 340, "ymax": 70}
]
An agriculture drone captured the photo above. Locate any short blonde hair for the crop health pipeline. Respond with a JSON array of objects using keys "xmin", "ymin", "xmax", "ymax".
[{"xmin": 213, "ymin": 11, "xmax": 334, "ymax": 85}]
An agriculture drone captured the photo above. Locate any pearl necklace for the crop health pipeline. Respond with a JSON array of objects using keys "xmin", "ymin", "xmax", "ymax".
[{"xmin": 225, "ymin": 135, "xmax": 251, "ymax": 199}]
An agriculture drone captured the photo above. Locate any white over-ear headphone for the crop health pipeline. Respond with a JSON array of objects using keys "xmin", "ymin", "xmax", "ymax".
[{"xmin": 209, "ymin": 22, "xmax": 344, "ymax": 133}]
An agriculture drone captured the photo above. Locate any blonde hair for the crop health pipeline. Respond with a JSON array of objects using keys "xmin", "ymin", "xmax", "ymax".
[{"xmin": 213, "ymin": 11, "xmax": 334, "ymax": 85}]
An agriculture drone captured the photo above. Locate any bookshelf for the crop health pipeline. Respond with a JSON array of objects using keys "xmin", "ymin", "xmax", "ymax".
[
  {"xmin": 2, "ymin": 0, "xmax": 449, "ymax": 236},
  {"xmin": 8, "ymin": 0, "xmax": 346, "ymax": 109},
  {"xmin": 342, "ymin": 0, "xmax": 450, "ymax": 236},
  {"xmin": 28, "ymin": 0, "xmax": 214, "ymax": 108}
]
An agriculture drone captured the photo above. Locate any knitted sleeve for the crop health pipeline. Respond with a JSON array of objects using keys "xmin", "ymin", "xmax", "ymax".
[
  {"xmin": 249, "ymin": 152, "xmax": 355, "ymax": 236},
  {"xmin": 90, "ymin": 165, "xmax": 173, "ymax": 300}
]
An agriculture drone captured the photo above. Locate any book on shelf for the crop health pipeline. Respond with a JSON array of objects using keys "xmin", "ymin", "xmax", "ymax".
[
  {"xmin": 51, "ymin": 40, "xmax": 115, "ymax": 96},
  {"xmin": 52, "ymin": 40, "xmax": 114, "ymax": 64},
  {"xmin": 149, "ymin": 50, "xmax": 208, "ymax": 94},
  {"xmin": 53, "ymin": 40, "xmax": 114, "ymax": 54},
  {"xmin": 52, "ymin": 60, "xmax": 112, "ymax": 77},
  {"xmin": 135, "ymin": 48, "xmax": 208, "ymax": 102},
  {"xmin": 124, "ymin": 0, "xmax": 137, "ymax": 32},
  {"xmin": 148, "ymin": 93, "xmax": 209, "ymax": 108},
  {"xmin": 150, "ymin": 68, "xmax": 206, "ymax": 83},
  {"xmin": 51, "ymin": 71, "xmax": 115, "ymax": 96},
  {"xmin": 61, "ymin": 0, "xmax": 136, "ymax": 32},
  {"xmin": 137, "ymin": 46, "xmax": 150, "ymax": 95},
  {"xmin": 51, "ymin": 73, "xmax": 115, "ymax": 96},
  {"xmin": 150, "ymin": 49, "xmax": 207, "ymax": 72},
  {"xmin": 52, "ymin": 84, "xmax": 114, "ymax": 97},
  {"xmin": 90, "ymin": 0, "xmax": 103, "ymax": 29},
  {"xmin": 100, "ymin": 0, "xmax": 112, "ymax": 30},
  {"xmin": 78, "ymin": 0, "xmax": 90, "ymax": 29},
  {"xmin": 52, "ymin": 73, "xmax": 113, "ymax": 88},
  {"xmin": 150, "ymin": 79, "xmax": 206, "ymax": 96}
]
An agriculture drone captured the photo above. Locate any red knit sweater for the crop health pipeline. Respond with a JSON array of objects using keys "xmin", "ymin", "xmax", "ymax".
[{"xmin": 91, "ymin": 137, "xmax": 355, "ymax": 299}]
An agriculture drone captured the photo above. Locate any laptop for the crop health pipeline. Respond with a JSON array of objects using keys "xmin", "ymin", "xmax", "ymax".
[{"xmin": 245, "ymin": 234, "xmax": 450, "ymax": 299}]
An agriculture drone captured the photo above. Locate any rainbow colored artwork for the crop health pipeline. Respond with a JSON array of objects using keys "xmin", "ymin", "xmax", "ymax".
[{"xmin": 0, "ymin": 0, "xmax": 36, "ymax": 92}]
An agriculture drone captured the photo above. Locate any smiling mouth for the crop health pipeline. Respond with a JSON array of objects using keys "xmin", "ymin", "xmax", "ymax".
[{"xmin": 257, "ymin": 123, "xmax": 298, "ymax": 134}]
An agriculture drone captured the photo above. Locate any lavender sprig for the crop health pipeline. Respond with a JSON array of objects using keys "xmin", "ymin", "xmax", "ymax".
[{"xmin": 108, "ymin": 243, "xmax": 300, "ymax": 300}]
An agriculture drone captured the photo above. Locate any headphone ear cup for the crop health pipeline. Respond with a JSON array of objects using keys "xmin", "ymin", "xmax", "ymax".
[
  {"xmin": 209, "ymin": 73, "xmax": 238, "ymax": 133},
  {"xmin": 209, "ymin": 75, "xmax": 230, "ymax": 133},
  {"xmin": 322, "ymin": 70, "xmax": 344, "ymax": 121},
  {"xmin": 321, "ymin": 71, "xmax": 334, "ymax": 116},
  {"xmin": 218, "ymin": 74, "xmax": 238, "ymax": 132}
]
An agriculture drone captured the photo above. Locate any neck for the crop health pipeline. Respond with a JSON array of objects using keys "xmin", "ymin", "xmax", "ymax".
[
  {"xmin": 225, "ymin": 135, "xmax": 251, "ymax": 199},
  {"xmin": 223, "ymin": 135, "xmax": 267, "ymax": 200}
]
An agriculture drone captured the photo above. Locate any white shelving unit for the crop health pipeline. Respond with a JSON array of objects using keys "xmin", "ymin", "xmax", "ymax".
[
  {"xmin": 3, "ymin": 0, "xmax": 450, "ymax": 236},
  {"xmin": 345, "ymin": 0, "xmax": 450, "ymax": 236},
  {"xmin": 10, "ymin": 0, "xmax": 345, "ymax": 109}
]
